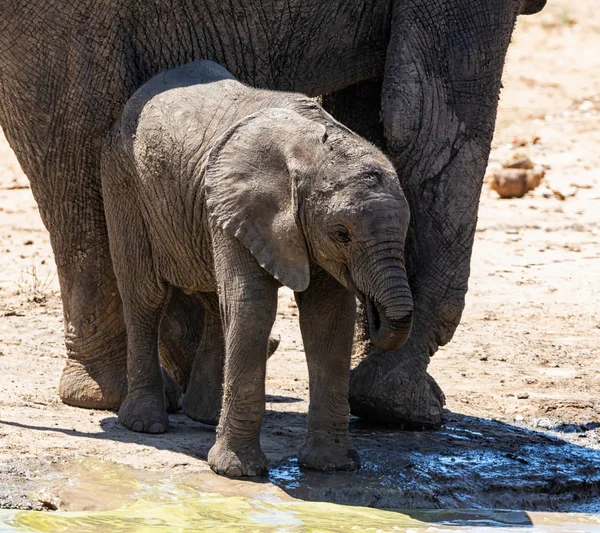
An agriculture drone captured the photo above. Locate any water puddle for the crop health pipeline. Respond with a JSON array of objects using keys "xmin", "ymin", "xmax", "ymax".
[
  {"xmin": 5, "ymin": 500, "xmax": 600, "ymax": 532},
  {"xmin": 2, "ymin": 459, "xmax": 600, "ymax": 532}
]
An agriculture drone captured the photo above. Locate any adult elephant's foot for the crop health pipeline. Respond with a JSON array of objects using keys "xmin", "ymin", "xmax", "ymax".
[
  {"xmin": 59, "ymin": 357, "xmax": 127, "ymax": 410},
  {"xmin": 349, "ymin": 355, "xmax": 445, "ymax": 429},
  {"xmin": 118, "ymin": 391, "xmax": 169, "ymax": 434},
  {"xmin": 298, "ymin": 442, "xmax": 360, "ymax": 472},
  {"xmin": 59, "ymin": 356, "xmax": 181, "ymax": 413},
  {"xmin": 208, "ymin": 439, "xmax": 268, "ymax": 477}
]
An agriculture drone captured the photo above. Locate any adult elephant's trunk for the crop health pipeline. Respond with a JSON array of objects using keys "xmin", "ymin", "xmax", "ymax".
[
  {"xmin": 351, "ymin": 244, "xmax": 413, "ymax": 352},
  {"xmin": 348, "ymin": 0, "xmax": 522, "ymax": 426}
]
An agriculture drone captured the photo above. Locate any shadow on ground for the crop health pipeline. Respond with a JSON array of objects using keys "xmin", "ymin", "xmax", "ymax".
[
  {"xmin": 270, "ymin": 412, "xmax": 600, "ymax": 511},
  {"xmin": 2, "ymin": 410, "xmax": 600, "ymax": 513}
]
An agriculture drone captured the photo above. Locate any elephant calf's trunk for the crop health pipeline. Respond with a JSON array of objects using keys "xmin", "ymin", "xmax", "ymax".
[{"xmin": 366, "ymin": 298, "xmax": 413, "ymax": 351}]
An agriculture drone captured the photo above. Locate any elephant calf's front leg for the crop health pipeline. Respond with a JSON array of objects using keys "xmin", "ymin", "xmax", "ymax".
[
  {"xmin": 207, "ymin": 235, "xmax": 278, "ymax": 477},
  {"xmin": 295, "ymin": 271, "xmax": 360, "ymax": 471}
]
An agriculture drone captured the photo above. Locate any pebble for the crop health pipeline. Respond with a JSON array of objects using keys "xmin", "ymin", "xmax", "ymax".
[{"xmin": 517, "ymin": 392, "xmax": 530, "ymax": 399}]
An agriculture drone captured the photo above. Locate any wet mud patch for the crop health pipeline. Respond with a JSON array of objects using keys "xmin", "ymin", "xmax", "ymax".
[
  {"xmin": 0, "ymin": 458, "xmax": 60, "ymax": 512},
  {"xmin": 270, "ymin": 412, "xmax": 600, "ymax": 511}
]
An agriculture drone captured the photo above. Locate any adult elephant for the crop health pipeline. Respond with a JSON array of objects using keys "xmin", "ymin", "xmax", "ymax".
[{"xmin": 0, "ymin": 0, "xmax": 546, "ymax": 428}]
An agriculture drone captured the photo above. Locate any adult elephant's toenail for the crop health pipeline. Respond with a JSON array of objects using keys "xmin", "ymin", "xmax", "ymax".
[
  {"xmin": 227, "ymin": 467, "xmax": 242, "ymax": 477},
  {"xmin": 148, "ymin": 422, "xmax": 166, "ymax": 434}
]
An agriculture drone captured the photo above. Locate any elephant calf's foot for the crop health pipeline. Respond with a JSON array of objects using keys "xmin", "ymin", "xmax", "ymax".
[
  {"xmin": 349, "ymin": 357, "xmax": 445, "ymax": 429},
  {"xmin": 59, "ymin": 358, "xmax": 127, "ymax": 410},
  {"xmin": 118, "ymin": 391, "xmax": 169, "ymax": 434},
  {"xmin": 208, "ymin": 439, "xmax": 268, "ymax": 477},
  {"xmin": 298, "ymin": 441, "xmax": 360, "ymax": 472},
  {"xmin": 182, "ymin": 387, "xmax": 221, "ymax": 426}
]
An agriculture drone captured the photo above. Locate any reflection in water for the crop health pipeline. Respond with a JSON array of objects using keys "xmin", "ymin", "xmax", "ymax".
[{"xmin": 2, "ymin": 459, "xmax": 600, "ymax": 532}]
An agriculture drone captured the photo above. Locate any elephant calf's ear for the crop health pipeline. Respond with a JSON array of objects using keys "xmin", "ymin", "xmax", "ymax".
[{"xmin": 205, "ymin": 109, "xmax": 311, "ymax": 292}]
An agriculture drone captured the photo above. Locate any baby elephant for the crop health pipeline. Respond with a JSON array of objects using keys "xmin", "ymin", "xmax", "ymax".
[{"xmin": 102, "ymin": 60, "xmax": 413, "ymax": 477}]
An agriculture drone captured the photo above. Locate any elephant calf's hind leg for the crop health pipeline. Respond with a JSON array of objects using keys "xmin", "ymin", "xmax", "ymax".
[
  {"xmin": 118, "ymin": 293, "xmax": 171, "ymax": 434},
  {"xmin": 183, "ymin": 293, "xmax": 224, "ymax": 426}
]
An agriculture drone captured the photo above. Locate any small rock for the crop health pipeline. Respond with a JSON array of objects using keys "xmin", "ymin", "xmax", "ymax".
[
  {"xmin": 479, "ymin": 355, "xmax": 488, "ymax": 361},
  {"xmin": 488, "ymin": 167, "xmax": 545, "ymax": 199},
  {"xmin": 486, "ymin": 150, "xmax": 546, "ymax": 198},
  {"xmin": 515, "ymin": 415, "xmax": 524, "ymax": 422},
  {"xmin": 24, "ymin": 240, "xmax": 33, "ymax": 245},
  {"xmin": 517, "ymin": 392, "xmax": 530, "ymax": 399}
]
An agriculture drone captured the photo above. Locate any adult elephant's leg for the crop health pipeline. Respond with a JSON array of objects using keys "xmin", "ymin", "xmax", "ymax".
[
  {"xmin": 321, "ymin": 78, "xmax": 385, "ymax": 147},
  {"xmin": 348, "ymin": 0, "xmax": 520, "ymax": 427},
  {"xmin": 322, "ymin": 78, "xmax": 444, "ymax": 428},
  {"xmin": 18, "ymin": 144, "xmax": 176, "ymax": 411},
  {"xmin": 29, "ymin": 166, "xmax": 197, "ymax": 409},
  {"xmin": 38, "ymin": 169, "xmax": 129, "ymax": 410},
  {"xmin": 59, "ymin": 232, "xmax": 183, "ymax": 412}
]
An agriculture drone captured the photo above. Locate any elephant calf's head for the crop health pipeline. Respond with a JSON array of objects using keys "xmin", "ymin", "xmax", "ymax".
[{"xmin": 205, "ymin": 107, "xmax": 413, "ymax": 350}]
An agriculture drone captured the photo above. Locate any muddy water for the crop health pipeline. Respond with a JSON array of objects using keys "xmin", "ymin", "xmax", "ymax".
[
  {"xmin": 2, "ymin": 459, "xmax": 600, "ymax": 533},
  {"xmin": 5, "ymin": 500, "xmax": 600, "ymax": 532}
]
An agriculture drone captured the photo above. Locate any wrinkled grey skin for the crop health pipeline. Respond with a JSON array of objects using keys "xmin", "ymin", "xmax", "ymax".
[
  {"xmin": 102, "ymin": 61, "xmax": 412, "ymax": 476},
  {"xmin": 0, "ymin": 0, "xmax": 546, "ymax": 428}
]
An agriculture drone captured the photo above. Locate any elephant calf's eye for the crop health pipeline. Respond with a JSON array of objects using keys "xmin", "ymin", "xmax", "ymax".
[{"xmin": 333, "ymin": 226, "xmax": 351, "ymax": 244}]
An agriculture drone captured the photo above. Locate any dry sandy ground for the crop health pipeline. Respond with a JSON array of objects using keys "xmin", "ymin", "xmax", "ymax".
[{"xmin": 0, "ymin": 0, "xmax": 599, "ymax": 512}]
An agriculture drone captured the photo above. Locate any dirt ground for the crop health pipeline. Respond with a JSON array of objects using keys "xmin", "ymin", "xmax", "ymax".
[{"xmin": 1, "ymin": 0, "xmax": 600, "ymax": 513}]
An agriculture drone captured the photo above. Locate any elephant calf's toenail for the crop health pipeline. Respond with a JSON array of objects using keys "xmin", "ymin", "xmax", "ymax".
[{"xmin": 132, "ymin": 421, "xmax": 144, "ymax": 432}]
